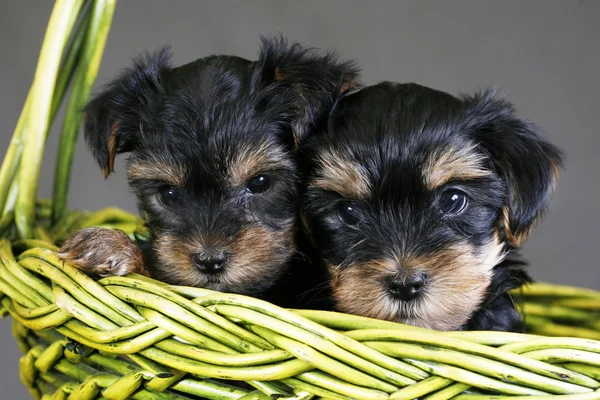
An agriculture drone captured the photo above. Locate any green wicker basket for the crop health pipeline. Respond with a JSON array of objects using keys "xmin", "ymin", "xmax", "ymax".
[{"xmin": 1, "ymin": 2, "xmax": 599, "ymax": 399}]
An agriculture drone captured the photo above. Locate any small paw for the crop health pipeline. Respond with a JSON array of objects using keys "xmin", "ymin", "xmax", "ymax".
[{"xmin": 58, "ymin": 228, "xmax": 148, "ymax": 277}]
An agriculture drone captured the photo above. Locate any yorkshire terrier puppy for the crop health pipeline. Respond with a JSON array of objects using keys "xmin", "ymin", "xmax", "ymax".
[
  {"xmin": 60, "ymin": 37, "xmax": 358, "ymax": 301},
  {"xmin": 300, "ymin": 82, "xmax": 562, "ymax": 331}
]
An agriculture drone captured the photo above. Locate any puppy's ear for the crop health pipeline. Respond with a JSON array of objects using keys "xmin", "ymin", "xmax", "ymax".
[
  {"xmin": 464, "ymin": 90, "xmax": 563, "ymax": 246},
  {"xmin": 257, "ymin": 36, "xmax": 359, "ymax": 148},
  {"xmin": 85, "ymin": 48, "xmax": 172, "ymax": 177}
]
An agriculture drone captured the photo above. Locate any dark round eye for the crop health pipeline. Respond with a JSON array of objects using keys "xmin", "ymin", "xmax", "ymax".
[
  {"xmin": 338, "ymin": 200, "xmax": 360, "ymax": 225},
  {"xmin": 159, "ymin": 185, "xmax": 181, "ymax": 207},
  {"xmin": 247, "ymin": 174, "xmax": 271, "ymax": 194},
  {"xmin": 440, "ymin": 190, "xmax": 468, "ymax": 215}
]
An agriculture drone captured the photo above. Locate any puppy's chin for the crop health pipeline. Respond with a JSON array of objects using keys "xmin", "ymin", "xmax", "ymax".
[
  {"xmin": 152, "ymin": 263, "xmax": 290, "ymax": 297},
  {"xmin": 364, "ymin": 295, "xmax": 481, "ymax": 331},
  {"xmin": 333, "ymin": 287, "xmax": 486, "ymax": 331},
  {"xmin": 154, "ymin": 268, "xmax": 276, "ymax": 296}
]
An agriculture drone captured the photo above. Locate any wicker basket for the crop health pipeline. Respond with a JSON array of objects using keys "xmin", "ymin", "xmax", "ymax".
[{"xmin": 1, "ymin": 2, "xmax": 599, "ymax": 399}]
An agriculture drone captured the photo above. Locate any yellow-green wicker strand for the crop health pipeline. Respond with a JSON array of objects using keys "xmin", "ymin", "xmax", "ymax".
[
  {"xmin": 15, "ymin": 0, "xmax": 86, "ymax": 238},
  {"xmin": 52, "ymin": 0, "xmax": 117, "ymax": 223}
]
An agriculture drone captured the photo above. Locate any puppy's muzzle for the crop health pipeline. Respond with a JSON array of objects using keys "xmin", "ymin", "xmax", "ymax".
[
  {"xmin": 192, "ymin": 248, "xmax": 229, "ymax": 274},
  {"xmin": 385, "ymin": 271, "xmax": 428, "ymax": 302}
]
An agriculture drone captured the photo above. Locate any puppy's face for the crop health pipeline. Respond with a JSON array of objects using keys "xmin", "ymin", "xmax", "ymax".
[
  {"xmin": 84, "ymin": 40, "xmax": 358, "ymax": 295},
  {"xmin": 126, "ymin": 93, "xmax": 297, "ymax": 294},
  {"xmin": 302, "ymin": 83, "xmax": 561, "ymax": 330}
]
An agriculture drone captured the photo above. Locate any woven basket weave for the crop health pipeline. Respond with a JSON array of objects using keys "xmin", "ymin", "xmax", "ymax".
[{"xmin": 1, "ymin": 1, "xmax": 599, "ymax": 399}]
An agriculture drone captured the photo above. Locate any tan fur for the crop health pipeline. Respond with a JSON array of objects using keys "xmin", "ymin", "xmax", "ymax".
[
  {"xmin": 274, "ymin": 66, "xmax": 284, "ymax": 81},
  {"xmin": 152, "ymin": 221, "xmax": 294, "ymax": 293},
  {"xmin": 550, "ymin": 158, "xmax": 561, "ymax": 190},
  {"xmin": 339, "ymin": 77, "xmax": 356, "ymax": 95},
  {"xmin": 339, "ymin": 76, "xmax": 358, "ymax": 95},
  {"xmin": 228, "ymin": 224, "xmax": 295, "ymax": 285},
  {"xmin": 424, "ymin": 145, "xmax": 491, "ymax": 190},
  {"xmin": 330, "ymin": 238, "xmax": 505, "ymax": 330},
  {"xmin": 311, "ymin": 149, "xmax": 371, "ymax": 198},
  {"xmin": 501, "ymin": 205, "xmax": 534, "ymax": 247},
  {"xmin": 228, "ymin": 141, "xmax": 289, "ymax": 188},
  {"xmin": 104, "ymin": 121, "xmax": 120, "ymax": 178},
  {"xmin": 128, "ymin": 160, "xmax": 187, "ymax": 187}
]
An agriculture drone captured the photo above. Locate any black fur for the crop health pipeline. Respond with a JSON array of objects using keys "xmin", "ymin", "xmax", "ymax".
[
  {"xmin": 300, "ymin": 82, "xmax": 563, "ymax": 331},
  {"xmin": 79, "ymin": 36, "xmax": 358, "ymax": 302},
  {"xmin": 462, "ymin": 91, "xmax": 563, "ymax": 244},
  {"xmin": 84, "ymin": 47, "xmax": 172, "ymax": 175}
]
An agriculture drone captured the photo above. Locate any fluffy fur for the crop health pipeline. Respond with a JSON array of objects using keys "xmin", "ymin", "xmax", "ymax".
[
  {"xmin": 300, "ymin": 82, "xmax": 562, "ymax": 331},
  {"xmin": 60, "ymin": 37, "xmax": 358, "ymax": 303}
]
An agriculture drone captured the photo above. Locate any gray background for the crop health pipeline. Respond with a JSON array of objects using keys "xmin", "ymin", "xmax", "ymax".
[{"xmin": 1, "ymin": 1, "xmax": 598, "ymax": 397}]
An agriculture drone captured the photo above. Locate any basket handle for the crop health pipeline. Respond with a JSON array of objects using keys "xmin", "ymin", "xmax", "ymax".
[{"xmin": 0, "ymin": 0, "xmax": 117, "ymax": 239}]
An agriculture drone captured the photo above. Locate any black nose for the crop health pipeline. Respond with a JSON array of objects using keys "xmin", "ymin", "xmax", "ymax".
[
  {"xmin": 193, "ymin": 251, "xmax": 228, "ymax": 274},
  {"xmin": 386, "ymin": 272, "xmax": 427, "ymax": 301}
]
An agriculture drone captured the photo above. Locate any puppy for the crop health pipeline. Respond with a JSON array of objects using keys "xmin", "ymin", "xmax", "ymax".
[
  {"xmin": 60, "ymin": 37, "xmax": 358, "ymax": 302},
  {"xmin": 300, "ymin": 82, "xmax": 562, "ymax": 331}
]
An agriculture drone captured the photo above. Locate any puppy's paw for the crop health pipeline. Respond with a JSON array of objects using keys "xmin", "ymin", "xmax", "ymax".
[{"xmin": 58, "ymin": 227, "xmax": 148, "ymax": 278}]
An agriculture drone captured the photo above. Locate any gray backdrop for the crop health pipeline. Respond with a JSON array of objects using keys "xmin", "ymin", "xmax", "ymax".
[{"xmin": 1, "ymin": 1, "xmax": 598, "ymax": 397}]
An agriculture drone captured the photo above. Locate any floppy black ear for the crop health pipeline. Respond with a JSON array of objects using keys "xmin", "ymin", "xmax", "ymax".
[
  {"xmin": 464, "ymin": 91, "xmax": 563, "ymax": 246},
  {"xmin": 257, "ymin": 36, "xmax": 360, "ymax": 148},
  {"xmin": 84, "ymin": 48, "xmax": 172, "ymax": 177}
]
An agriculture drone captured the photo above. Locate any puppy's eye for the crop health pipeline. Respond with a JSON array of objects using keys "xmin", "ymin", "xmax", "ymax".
[
  {"xmin": 159, "ymin": 185, "xmax": 181, "ymax": 207},
  {"xmin": 247, "ymin": 174, "xmax": 271, "ymax": 194},
  {"xmin": 440, "ymin": 190, "xmax": 468, "ymax": 215},
  {"xmin": 338, "ymin": 200, "xmax": 360, "ymax": 225}
]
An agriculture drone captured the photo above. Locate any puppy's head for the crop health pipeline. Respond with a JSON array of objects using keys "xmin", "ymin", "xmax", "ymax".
[
  {"xmin": 302, "ymin": 82, "xmax": 562, "ymax": 329},
  {"xmin": 84, "ymin": 38, "xmax": 358, "ymax": 295}
]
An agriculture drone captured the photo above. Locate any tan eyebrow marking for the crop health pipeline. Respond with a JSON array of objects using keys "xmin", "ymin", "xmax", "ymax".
[
  {"xmin": 228, "ymin": 141, "xmax": 290, "ymax": 187},
  {"xmin": 424, "ymin": 144, "xmax": 491, "ymax": 190},
  {"xmin": 310, "ymin": 148, "xmax": 371, "ymax": 198},
  {"xmin": 128, "ymin": 161, "xmax": 186, "ymax": 187}
]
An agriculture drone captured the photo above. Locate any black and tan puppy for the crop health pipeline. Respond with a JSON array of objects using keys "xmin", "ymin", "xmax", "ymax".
[
  {"xmin": 301, "ymin": 82, "xmax": 562, "ymax": 331},
  {"xmin": 60, "ymin": 37, "xmax": 357, "ymax": 303}
]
